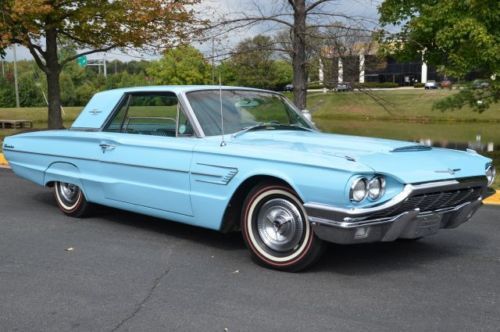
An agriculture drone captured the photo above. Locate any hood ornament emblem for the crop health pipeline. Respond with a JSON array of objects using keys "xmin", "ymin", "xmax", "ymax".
[
  {"xmin": 435, "ymin": 168, "xmax": 461, "ymax": 175},
  {"xmin": 89, "ymin": 109, "xmax": 102, "ymax": 115}
]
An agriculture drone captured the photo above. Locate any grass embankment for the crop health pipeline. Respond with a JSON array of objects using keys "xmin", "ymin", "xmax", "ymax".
[
  {"xmin": 308, "ymin": 89, "xmax": 500, "ymax": 122},
  {"xmin": 0, "ymin": 107, "xmax": 82, "ymax": 143}
]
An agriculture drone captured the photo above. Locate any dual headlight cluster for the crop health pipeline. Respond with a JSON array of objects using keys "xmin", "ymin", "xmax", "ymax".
[
  {"xmin": 350, "ymin": 176, "xmax": 386, "ymax": 203},
  {"xmin": 486, "ymin": 164, "xmax": 496, "ymax": 187}
]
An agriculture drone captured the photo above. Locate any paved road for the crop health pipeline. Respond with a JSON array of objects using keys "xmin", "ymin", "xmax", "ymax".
[{"xmin": 1, "ymin": 168, "xmax": 499, "ymax": 331}]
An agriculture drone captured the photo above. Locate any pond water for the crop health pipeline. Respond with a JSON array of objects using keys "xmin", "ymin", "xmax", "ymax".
[{"xmin": 316, "ymin": 119, "xmax": 500, "ymax": 147}]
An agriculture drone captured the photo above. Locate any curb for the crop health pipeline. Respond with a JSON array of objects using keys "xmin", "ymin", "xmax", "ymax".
[
  {"xmin": 0, "ymin": 153, "xmax": 7, "ymax": 168},
  {"xmin": 0, "ymin": 151, "xmax": 499, "ymax": 205},
  {"xmin": 484, "ymin": 191, "xmax": 500, "ymax": 205}
]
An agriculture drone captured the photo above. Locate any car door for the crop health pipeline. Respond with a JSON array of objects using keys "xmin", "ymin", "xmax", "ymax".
[{"xmin": 98, "ymin": 91, "xmax": 197, "ymax": 216}]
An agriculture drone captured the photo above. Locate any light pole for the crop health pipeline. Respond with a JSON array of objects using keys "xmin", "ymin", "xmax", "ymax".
[{"xmin": 13, "ymin": 44, "xmax": 20, "ymax": 108}]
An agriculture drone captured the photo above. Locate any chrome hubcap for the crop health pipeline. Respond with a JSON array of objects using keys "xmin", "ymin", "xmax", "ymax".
[
  {"xmin": 256, "ymin": 198, "xmax": 304, "ymax": 252},
  {"xmin": 59, "ymin": 182, "xmax": 79, "ymax": 203}
]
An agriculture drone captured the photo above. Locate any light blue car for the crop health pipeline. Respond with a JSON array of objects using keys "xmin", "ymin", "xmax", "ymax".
[{"xmin": 3, "ymin": 86, "xmax": 496, "ymax": 271}]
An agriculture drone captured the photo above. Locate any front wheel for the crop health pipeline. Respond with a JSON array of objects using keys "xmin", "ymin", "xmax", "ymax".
[
  {"xmin": 241, "ymin": 183, "xmax": 324, "ymax": 272},
  {"xmin": 54, "ymin": 181, "xmax": 92, "ymax": 218}
]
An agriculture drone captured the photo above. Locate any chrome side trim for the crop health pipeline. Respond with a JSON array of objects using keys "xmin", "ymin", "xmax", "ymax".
[{"xmin": 4, "ymin": 149, "xmax": 190, "ymax": 174}]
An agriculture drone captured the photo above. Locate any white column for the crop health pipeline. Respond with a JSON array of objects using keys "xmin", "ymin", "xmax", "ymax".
[
  {"xmin": 359, "ymin": 53, "xmax": 365, "ymax": 83},
  {"xmin": 421, "ymin": 61, "xmax": 428, "ymax": 83},
  {"xmin": 318, "ymin": 58, "xmax": 324, "ymax": 82},
  {"xmin": 338, "ymin": 57, "xmax": 343, "ymax": 83}
]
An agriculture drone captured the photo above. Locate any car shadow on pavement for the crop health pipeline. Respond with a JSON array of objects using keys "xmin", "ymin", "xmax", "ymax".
[
  {"xmin": 310, "ymin": 237, "xmax": 478, "ymax": 275},
  {"xmin": 33, "ymin": 190, "xmax": 246, "ymax": 252},
  {"xmin": 33, "ymin": 189, "xmax": 486, "ymax": 274}
]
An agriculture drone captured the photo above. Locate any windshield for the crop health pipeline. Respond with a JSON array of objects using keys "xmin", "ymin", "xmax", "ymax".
[{"xmin": 186, "ymin": 90, "xmax": 312, "ymax": 136}]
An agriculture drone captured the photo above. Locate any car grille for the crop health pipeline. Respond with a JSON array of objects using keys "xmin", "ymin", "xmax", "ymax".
[{"xmin": 371, "ymin": 186, "xmax": 483, "ymax": 219}]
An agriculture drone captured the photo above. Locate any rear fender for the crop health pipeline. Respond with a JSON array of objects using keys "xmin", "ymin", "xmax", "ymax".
[{"xmin": 44, "ymin": 162, "xmax": 85, "ymax": 192}]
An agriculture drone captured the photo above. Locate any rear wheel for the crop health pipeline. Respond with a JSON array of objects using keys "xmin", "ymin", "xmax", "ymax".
[
  {"xmin": 241, "ymin": 183, "xmax": 324, "ymax": 272},
  {"xmin": 54, "ymin": 181, "xmax": 91, "ymax": 217}
]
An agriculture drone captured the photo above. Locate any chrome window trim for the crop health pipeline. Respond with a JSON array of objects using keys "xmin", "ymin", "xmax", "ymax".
[{"xmin": 178, "ymin": 92, "xmax": 205, "ymax": 138}]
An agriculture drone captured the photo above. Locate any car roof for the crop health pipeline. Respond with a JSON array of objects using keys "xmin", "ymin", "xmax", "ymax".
[
  {"xmin": 71, "ymin": 85, "xmax": 282, "ymax": 130},
  {"xmin": 101, "ymin": 85, "xmax": 274, "ymax": 94}
]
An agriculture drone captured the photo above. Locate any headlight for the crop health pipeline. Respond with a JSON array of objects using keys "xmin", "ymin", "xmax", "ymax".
[
  {"xmin": 367, "ymin": 176, "xmax": 386, "ymax": 200},
  {"xmin": 486, "ymin": 164, "xmax": 496, "ymax": 186},
  {"xmin": 350, "ymin": 178, "xmax": 367, "ymax": 202}
]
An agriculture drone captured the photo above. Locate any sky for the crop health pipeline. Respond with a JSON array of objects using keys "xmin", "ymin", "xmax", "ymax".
[{"xmin": 2, "ymin": 0, "xmax": 382, "ymax": 63}]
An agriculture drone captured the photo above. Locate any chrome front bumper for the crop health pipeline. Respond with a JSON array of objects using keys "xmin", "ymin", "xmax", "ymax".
[
  {"xmin": 304, "ymin": 177, "xmax": 492, "ymax": 245},
  {"xmin": 308, "ymin": 199, "xmax": 482, "ymax": 244}
]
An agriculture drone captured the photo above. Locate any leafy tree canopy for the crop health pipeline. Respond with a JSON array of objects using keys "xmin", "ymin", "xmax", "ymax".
[
  {"xmin": 379, "ymin": 0, "xmax": 499, "ymax": 111},
  {"xmin": 0, "ymin": 0, "xmax": 200, "ymax": 127},
  {"xmin": 146, "ymin": 45, "xmax": 210, "ymax": 85},
  {"xmin": 221, "ymin": 35, "xmax": 293, "ymax": 90}
]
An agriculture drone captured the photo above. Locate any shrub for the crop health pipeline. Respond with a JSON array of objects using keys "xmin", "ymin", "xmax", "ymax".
[{"xmin": 358, "ymin": 82, "xmax": 399, "ymax": 89}]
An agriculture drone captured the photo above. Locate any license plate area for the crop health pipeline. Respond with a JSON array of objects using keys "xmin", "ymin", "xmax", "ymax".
[{"xmin": 415, "ymin": 213, "xmax": 442, "ymax": 237}]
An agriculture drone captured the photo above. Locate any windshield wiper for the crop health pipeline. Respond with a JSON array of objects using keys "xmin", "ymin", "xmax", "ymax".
[{"xmin": 232, "ymin": 122, "xmax": 313, "ymax": 138}]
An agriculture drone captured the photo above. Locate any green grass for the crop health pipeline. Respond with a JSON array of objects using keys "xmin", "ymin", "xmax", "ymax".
[
  {"xmin": 308, "ymin": 89, "xmax": 500, "ymax": 122},
  {"xmin": 0, "ymin": 106, "xmax": 82, "ymax": 143}
]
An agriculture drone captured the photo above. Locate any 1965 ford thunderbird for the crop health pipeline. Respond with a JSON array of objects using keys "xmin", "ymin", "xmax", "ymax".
[{"xmin": 3, "ymin": 86, "xmax": 496, "ymax": 271}]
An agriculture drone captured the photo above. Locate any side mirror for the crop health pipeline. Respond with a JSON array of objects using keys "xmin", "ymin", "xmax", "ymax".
[{"xmin": 301, "ymin": 109, "xmax": 312, "ymax": 121}]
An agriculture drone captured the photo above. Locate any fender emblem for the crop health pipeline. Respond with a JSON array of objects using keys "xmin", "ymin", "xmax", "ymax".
[
  {"xmin": 89, "ymin": 109, "xmax": 102, "ymax": 115},
  {"xmin": 435, "ymin": 168, "xmax": 461, "ymax": 175}
]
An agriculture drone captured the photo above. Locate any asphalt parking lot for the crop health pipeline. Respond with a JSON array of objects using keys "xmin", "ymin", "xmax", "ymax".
[{"xmin": 1, "ymin": 168, "xmax": 499, "ymax": 331}]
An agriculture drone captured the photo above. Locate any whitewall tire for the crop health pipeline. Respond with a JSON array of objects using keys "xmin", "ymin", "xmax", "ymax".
[{"xmin": 241, "ymin": 183, "xmax": 324, "ymax": 271}]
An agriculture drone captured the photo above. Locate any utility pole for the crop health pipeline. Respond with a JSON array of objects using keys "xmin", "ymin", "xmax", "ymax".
[
  {"xmin": 13, "ymin": 44, "xmax": 20, "ymax": 108},
  {"xmin": 211, "ymin": 37, "xmax": 215, "ymax": 84}
]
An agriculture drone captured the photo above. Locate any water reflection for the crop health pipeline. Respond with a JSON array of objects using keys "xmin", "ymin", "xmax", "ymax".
[{"xmin": 418, "ymin": 137, "xmax": 495, "ymax": 152}]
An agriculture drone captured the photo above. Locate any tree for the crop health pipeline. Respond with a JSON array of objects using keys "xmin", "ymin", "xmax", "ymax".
[
  {"xmin": 208, "ymin": 0, "xmax": 373, "ymax": 110},
  {"xmin": 379, "ymin": 0, "xmax": 499, "ymax": 111},
  {"xmin": 146, "ymin": 45, "xmax": 210, "ymax": 85},
  {"xmin": 0, "ymin": 0, "xmax": 200, "ymax": 128},
  {"xmin": 215, "ymin": 35, "xmax": 293, "ymax": 90}
]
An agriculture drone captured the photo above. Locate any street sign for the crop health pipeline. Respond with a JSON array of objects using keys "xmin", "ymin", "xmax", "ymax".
[{"xmin": 76, "ymin": 55, "xmax": 88, "ymax": 67}]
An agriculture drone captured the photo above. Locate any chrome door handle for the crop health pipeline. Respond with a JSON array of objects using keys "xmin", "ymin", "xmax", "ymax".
[{"xmin": 99, "ymin": 143, "xmax": 116, "ymax": 153}]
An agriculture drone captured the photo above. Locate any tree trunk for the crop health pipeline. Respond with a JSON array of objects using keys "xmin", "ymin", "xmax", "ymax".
[
  {"xmin": 292, "ymin": 0, "xmax": 307, "ymax": 110},
  {"xmin": 45, "ymin": 28, "xmax": 63, "ymax": 129}
]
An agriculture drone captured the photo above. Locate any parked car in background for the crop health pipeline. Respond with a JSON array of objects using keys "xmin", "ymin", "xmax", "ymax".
[
  {"xmin": 472, "ymin": 79, "xmax": 490, "ymax": 89},
  {"xmin": 424, "ymin": 80, "xmax": 439, "ymax": 89},
  {"xmin": 3, "ymin": 86, "xmax": 496, "ymax": 271},
  {"xmin": 336, "ymin": 82, "xmax": 353, "ymax": 92},
  {"xmin": 284, "ymin": 84, "xmax": 293, "ymax": 91},
  {"xmin": 440, "ymin": 79, "xmax": 453, "ymax": 89}
]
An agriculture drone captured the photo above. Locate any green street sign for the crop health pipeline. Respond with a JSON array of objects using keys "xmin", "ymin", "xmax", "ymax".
[{"xmin": 76, "ymin": 55, "xmax": 88, "ymax": 67}]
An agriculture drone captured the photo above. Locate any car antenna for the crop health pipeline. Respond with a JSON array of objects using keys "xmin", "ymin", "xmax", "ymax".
[{"xmin": 219, "ymin": 72, "xmax": 226, "ymax": 147}]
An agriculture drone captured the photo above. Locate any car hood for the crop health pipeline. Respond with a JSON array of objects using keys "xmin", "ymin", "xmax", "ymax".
[{"xmin": 228, "ymin": 130, "xmax": 489, "ymax": 184}]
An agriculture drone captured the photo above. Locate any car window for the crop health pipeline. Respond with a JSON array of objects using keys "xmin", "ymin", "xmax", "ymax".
[
  {"xmin": 186, "ymin": 90, "xmax": 311, "ymax": 136},
  {"xmin": 104, "ymin": 92, "xmax": 193, "ymax": 137}
]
